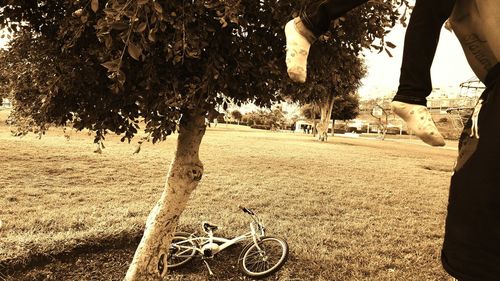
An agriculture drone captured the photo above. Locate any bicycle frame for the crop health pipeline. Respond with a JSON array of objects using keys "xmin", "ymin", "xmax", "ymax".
[
  {"xmin": 167, "ymin": 207, "xmax": 290, "ymax": 278},
  {"xmin": 173, "ymin": 215, "xmax": 266, "ymax": 257},
  {"xmin": 181, "ymin": 232, "xmax": 253, "ymax": 256}
]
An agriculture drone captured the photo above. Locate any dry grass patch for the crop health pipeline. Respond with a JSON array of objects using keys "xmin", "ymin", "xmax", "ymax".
[{"xmin": 0, "ymin": 123, "xmax": 458, "ymax": 280}]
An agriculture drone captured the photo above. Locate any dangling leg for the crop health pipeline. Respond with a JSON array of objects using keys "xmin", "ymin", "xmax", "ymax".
[
  {"xmin": 285, "ymin": 0, "xmax": 367, "ymax": 83},
  {"xmin": 285, "ymin": 17, "xmax": 316, "ymax": 83},
  {"xmin": 391, "ymin": 0, "xmax": 456, "ymax": 147}
]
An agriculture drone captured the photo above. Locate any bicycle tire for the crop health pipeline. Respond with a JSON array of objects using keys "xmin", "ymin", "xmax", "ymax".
[
  {"xmin": 167, "ymin": 231, "xmax": 197, "ymax": 268},
  {"xmin": 238, "ymin": 236, "xmax": 289, "ymax": 278}
]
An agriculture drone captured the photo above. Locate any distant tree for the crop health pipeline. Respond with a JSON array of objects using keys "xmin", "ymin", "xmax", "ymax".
[
  {"xmin": 216, "ymin": 113, "xmax": 226, "ymax": 123},
  {"xmin": 300, "ymin": 103, "xmax": 320, "ymax": 135},
  {"xmin": 330, "ymin": 93, "xmax": 360, "ymax": 136},
  {"xmin": 293, "ymin": 51, "xmax": 366, "ymax": 142},
  {"xmin": 300, "ymin": 103, "xmax": 319, "ymax": 120},
  {"xmin": 243, "ymin": 109, "xmax": 285, "ymax": 130},
  {"xmin": 269, "ymin": 107, "xmax": 286, "ymax": 130},
  {"xmin": 332, "ymin": 93, "xmax": 359, "ymax": 121},
  {"xmin": 0, "ymin": 0, "xmax": 408, "ymax": 279},
  {"xmin": 300, "ymin": 91, "xmax": 360, "ymax": 140},
  {"xmin": 368, "ymin": 99, "xmax": 391, "ymax": 140},
  {"xmin": 230, "ymin": 110, "xmax": 243, "ymax": 125},
  {"xmin": 242, "ymin": 111, "xmax": 258, "ymax": 126}
]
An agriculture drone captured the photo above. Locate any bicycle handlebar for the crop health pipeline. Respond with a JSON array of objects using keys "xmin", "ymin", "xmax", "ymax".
[
  {"xmin": 238, "ymin": 205, "xmax": 255, "ymax": 216},
  {"xmin": 238, "ymin": 205, "xmax": 265, "ymax": 234}
]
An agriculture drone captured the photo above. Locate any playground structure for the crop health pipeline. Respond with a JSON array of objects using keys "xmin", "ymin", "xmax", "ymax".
[{"xmin": 446, "ymin": 77, "xmax": 485, "ymax": 133}]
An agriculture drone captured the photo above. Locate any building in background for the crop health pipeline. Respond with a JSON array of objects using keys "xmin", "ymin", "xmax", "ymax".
[{"xmin": 1, "ymin": 98, "xmax": 11, "ymax": 108}]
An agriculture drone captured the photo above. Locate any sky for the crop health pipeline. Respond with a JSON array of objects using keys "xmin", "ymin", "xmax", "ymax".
[{"xmin": 359, "ymin": 19, "xmax": 476, "ymax": 100}]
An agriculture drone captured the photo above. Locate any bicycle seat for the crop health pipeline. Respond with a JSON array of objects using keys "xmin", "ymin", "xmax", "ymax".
[{"xmin": 202, "ymin": 221, "xmax": 219, "ymax": 232}]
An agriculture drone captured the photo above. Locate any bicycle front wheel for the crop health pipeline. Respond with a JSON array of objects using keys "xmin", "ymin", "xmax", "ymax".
[
  {"xmin": 238, "ymin": 236, "xmax": 289, "ymax": 278},
  {"xmin": 167, "ymin": 232, "xmax": 197, "ymax": 268}
]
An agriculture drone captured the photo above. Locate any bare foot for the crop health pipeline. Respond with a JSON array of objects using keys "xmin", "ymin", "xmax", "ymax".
[
  {"xmin": 285, "ymin": 18, "xmax": 314, "ymax": 83},
  {"xmin": 391, "ymin": 101, "xmax": 446, "ymax": 146}
]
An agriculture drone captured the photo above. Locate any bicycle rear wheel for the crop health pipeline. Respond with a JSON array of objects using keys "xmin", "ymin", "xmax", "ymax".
[
  {"xmin": 167, "ymin": 232, "xmax": 197, "ymax": 268},
  {"xmin": 238, "ymin": 236, "xmax": 288, "ymax": 278}
]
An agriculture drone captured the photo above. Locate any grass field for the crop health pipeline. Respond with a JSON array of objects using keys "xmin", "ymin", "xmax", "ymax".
[{"xmin": 0, "ymin": 115, "xmax": 459, "ymax": 280}]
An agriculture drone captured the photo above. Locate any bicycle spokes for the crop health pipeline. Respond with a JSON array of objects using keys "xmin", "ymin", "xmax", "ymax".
[{"xmin": 238, "ymin": 236, "xmax": 288, "ymax": 277}]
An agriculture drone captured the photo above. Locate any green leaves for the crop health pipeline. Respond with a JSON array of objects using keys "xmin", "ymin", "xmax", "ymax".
[
  {"xmin": 1, "ymin": 0, "xmax": 409, "ymax": 143},
  {"xmin": 136, "ymin": 22, "xmax": 147, "ymax": 33},
  {"xmin": 127, "ymin": 43, "xmax": 142, "ymax": 61},
  {"xmin": 73, "ymin": 9, "xmax": 84, "ymax": 17},
  {"xmin": 101, "ymin": 59, "xmax": 120, "ymax": 72},
  {"xmin": 153, "ymin": 2, "xmax": 163, "ymax": 14},
  {"xmin": 91, "ymin": 0, "xmax": 99, "ymax": 13},
  {"xmin": 385, "ymin": 48, "xmax": 393, "ymax": 58},
  {"xmin": 110, "ymin": 22, "xmax": 129, "ymax": 31},
  {"xmin": 385, "ymin": 41, "xmax": 396, "ymax": 49}
]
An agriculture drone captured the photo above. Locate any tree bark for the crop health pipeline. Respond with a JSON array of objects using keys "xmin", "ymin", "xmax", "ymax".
[
  {"xmin": 331, "ymin": 119, "xmax": 336, "ymax": 137},
  {"xmin": 125, "ymin": 109, "xmax": 206, "ymax": 281},
  {"xmin": 381, "ymin": 113, "xmax": 388, "ymax": 140},
  {"xmin": 317, "ymin": 94, "xmax": 335, "ymax": 142}
]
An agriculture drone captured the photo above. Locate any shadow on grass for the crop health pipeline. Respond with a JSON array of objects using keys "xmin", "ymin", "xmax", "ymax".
[
  {"xmin": 0, "ymin": 231, "xmax": 143, "ymax": 278},
  {"xmin": 2, "ymin": 234, "xmax": 291, "ymax": 281}
]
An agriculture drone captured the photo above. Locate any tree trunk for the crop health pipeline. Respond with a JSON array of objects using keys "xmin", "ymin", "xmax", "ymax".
[
  {"xmin": 381, "ymin": 125, "xmax": 387, "ymax": 140},
  {"xmin": 317, "ymin": 94, "xmax": 335, "ymax": 142},
  {"xmin": 381, "ymin": 113, "xmax": 388, "ymax": 140},
  {"xmin": 331, "ymin": 119, "xmax": 336, "ymax": 137},
  {"xmin": 312, "ymin": 119, "xmax": 317, "ymax": 137},
  {"xmin": 125, "ymin": 109, "xmax": 206, "ymax": 281}
]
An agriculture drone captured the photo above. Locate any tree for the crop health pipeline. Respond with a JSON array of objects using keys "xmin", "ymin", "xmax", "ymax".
[
  {"xmin": 331, "ymin": 93, "xmax": 360, "ymax": 136},
  {"xmin": 242, "ymin": 109, "xmax": 285, "ymax": 130},
  {"xmin": 368, "ymin": 99, "xmax": 392, "ymax": 140},
  {"xmin": 300, "ymin": 103, "xmax": 319, "ymax": 135},
  {"xmin": 230, "ymin": 109, "xmax": 242, "ymax": 125},
  {"xmin": 269, "ymin": 107, "xmax": 287, "ymax": 130},
  {"xmin": 242, "ymin": 111, "xmax": 259, "ymax": 126},
  {"xmin": 0, "ymin": 0, "xmax": 408, "ymax": 279},
  {"xmin": 300, "ymin": 91, "xmax": 360, "ymax": 140}
]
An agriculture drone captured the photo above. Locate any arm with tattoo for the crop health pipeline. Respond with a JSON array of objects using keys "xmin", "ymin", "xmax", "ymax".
[{"xmin": 449, "ymin": 0, "xmax": 497, "ymax": 82}]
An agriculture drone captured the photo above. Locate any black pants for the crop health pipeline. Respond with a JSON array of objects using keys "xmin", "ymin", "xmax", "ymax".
[
  {"xmin": 300, "ymin": 0, "xmax": 456, "ymax": 106},
  {"xmin": 441, "ymin": 63, "xmax": 500, "ymax": 281}
]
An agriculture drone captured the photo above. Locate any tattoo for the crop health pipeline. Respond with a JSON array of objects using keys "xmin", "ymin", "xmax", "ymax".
[{"xmin": 464, "ymin": 34, "xmax": 495, "ymax": 71}]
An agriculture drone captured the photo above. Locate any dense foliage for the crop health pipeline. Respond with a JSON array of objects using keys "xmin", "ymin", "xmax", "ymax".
[
  {"xmin": 332, "ymin": 92, "xmax": 360, "ymax": 121},
  {"xmin": 0, "ymin": 0, "xmax": 409, "ymax": 143}
]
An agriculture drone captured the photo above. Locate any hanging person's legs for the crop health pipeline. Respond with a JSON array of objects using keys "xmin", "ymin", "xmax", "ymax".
[
  {"xmin": 285, "ymin": 0, "xmax": 454, "ymax": 146},
  {"xmin": 390, "ymin": 0, "xmax": 456, "ymax": 147},
  {"xmin": 285, "ymin": 0, "xmax": 367, "ymax": 83}
]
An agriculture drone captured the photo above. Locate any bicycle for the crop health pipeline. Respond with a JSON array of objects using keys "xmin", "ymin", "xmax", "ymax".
[{"xmin": 167, "ymin": 206, "xmax": 289, "ymax": 278}]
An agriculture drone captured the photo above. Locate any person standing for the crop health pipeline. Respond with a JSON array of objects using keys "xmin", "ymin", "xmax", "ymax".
[{"xmin": 441, "ymin": 0, "xmax": 500, "ymax": 280}]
